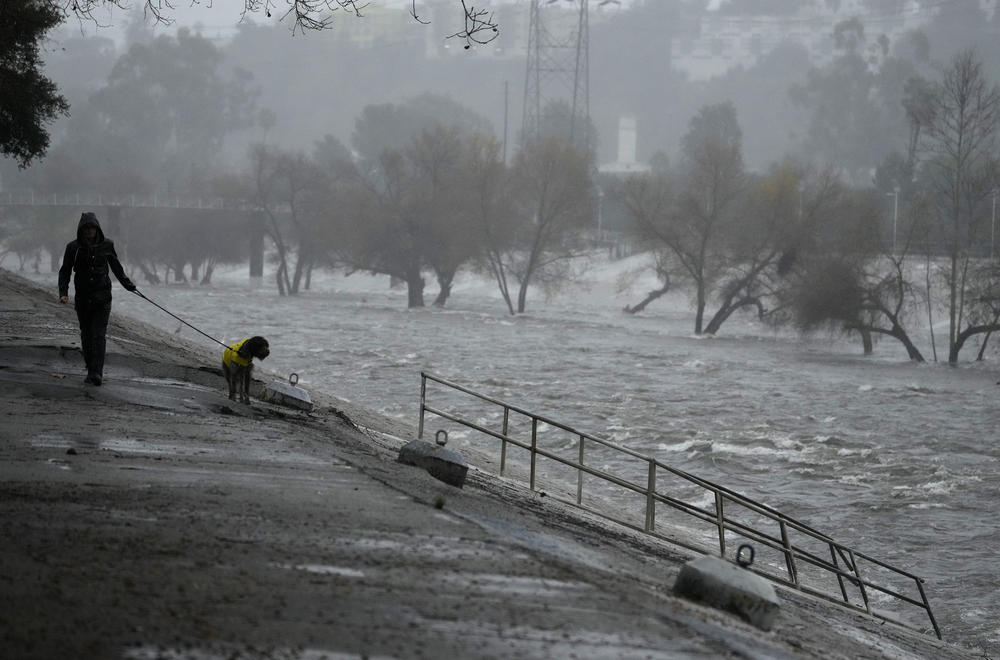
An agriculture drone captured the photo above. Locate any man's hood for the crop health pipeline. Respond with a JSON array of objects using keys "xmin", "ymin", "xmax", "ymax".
[{"xmin": 77, "ymin": 212, "xmax": 105, "ymax": 244}]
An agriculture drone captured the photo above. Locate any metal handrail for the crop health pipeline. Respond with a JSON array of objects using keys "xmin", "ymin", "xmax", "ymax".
[
  {"xmin": 0, "ymin": 190, "xmax": 291, "ymax": 212},
  {"xmin": 418, "ymin": 371, "xmax": 941, "ymax": 639}
]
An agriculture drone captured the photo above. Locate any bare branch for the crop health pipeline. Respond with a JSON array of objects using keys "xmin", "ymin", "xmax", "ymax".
[
  {"xmin": 65, "ymin": 1, "xmax": 370, "ymax": 34},
  {"xmin": 408, "ymin": 0, "xmax": 429, "ymax": 25},
  {"xmin": 63, "ymin": 1, "xmax": 500, "ymax": 39},
  {"xmin": 446, "ymin": 0, "xmax": 498, "ymax": 50}
]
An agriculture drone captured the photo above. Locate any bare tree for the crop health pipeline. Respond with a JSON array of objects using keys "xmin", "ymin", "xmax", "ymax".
[
  {"xmin": 405, "ymin": 125, "xmax": 477, "ymax": 307},
  {"xmin": 918, "ymin": 49, "xmax": 1000, "ymax": 363},
  {"xmin": 463, "ymin": 134, "xmax": 520, "ymax": 315},
  {"xmin": 64, "ymin": 1, "xmax": 498, "ymax": 41},
  {"xmin": 623, "ymin": 103, "xmax": 746, "ymax": 334},
  {"xmin": 249, "ymin": 144, "xmax": 330, "ymax": 295},
  {"xmin": 507, "ymin": 136, "xmax": 594, "ymax": 314}
]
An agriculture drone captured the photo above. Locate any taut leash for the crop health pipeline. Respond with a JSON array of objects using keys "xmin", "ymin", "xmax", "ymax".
[{"xmin": 131, "ymin": 289, "xmax": 232, "ymax": 351}]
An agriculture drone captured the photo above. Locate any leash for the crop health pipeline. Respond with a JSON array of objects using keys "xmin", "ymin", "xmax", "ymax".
[{"xmin": 131, "ymin": 289, "xmax": 233, "ymax": 352}]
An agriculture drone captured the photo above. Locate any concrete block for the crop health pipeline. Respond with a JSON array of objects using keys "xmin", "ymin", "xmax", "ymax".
[
  {"xmin": 398, "ymin": 440, "xmax": 469, "ymax": 488},
  {"xmin": 673, "ymin": 555, "xmax": 780, "ymax": 631},
  {"xmin": 261, "ymin": 380, "xmax": 314, "ymax": 412}
]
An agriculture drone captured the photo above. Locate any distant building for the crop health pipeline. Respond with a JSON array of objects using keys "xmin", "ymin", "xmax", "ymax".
[
  {"xmin": 670, "ymin": 0, "xmax": 996, "ymax": 81},
  {"xmin": 599, "ymin": 116, "xmax": 649, "ymax": 175}
]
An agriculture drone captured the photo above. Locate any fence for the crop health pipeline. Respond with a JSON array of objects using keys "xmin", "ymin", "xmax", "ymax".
[{"xmin": 417, "ymin": 371, "xmax": 941, "ymax": 640}]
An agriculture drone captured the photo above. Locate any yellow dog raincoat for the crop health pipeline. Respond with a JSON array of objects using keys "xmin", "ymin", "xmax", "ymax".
[{"xmin": 223, "ymin": 338, "xmax": 252, "ymax": 368}]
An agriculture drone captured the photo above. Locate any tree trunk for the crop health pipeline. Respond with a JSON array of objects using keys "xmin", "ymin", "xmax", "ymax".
[
  {"xmin": 861, "ymin": 328, "xmax": 873, "ymax": 355},
  {"xmin": 694, "ymin": 282, "xmax": 706, "ymax": 334},
  {"xmin": 624, "ymin": 280, "xmax": 670, "ymax": 314},
  {"xmin": 138, "ymin": 261, "xmax": 161, "ymax": 285},
  {"xmin": 433, "ymin": 267, "xmax": 456, "ymax": 307},
  {"xmin": 486, "ymin": 252, "xmax": 515, "ymax": 316},
  {"xmin": 173, "ymin": 261, "xmax": 187, "ymax": 283},
  {"xmin": 290, "ymin": 251, "xmax": 305, "ymax": 295},
  {"xmin": 953, "ymin": 323, "xmax": 1000, "ymax": 362},
  {"xmin": 516, "ymin": 278, "xmax": 529, "ymax": 314},
  {"xmin": 405, "ymin": 267, "xmax": 425, "ymax": 308},
  {"xmin": 975, "ymin": 310, "xmax": 1000, "ymax": 360}
]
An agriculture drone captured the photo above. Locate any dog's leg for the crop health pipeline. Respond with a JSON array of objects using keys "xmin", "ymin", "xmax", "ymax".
[
  {"xmin": 241, "ymin": 364, "xmax": 253, "ymax": 404},
  {"xmin": 223, "ymin": 362, "xmax": 237, "ymax": 401}
]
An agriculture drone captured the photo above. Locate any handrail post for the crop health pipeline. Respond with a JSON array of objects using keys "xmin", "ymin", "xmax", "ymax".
[
  {"xmin": 577, "ymin": 435, "xmax": 585, "ymax": 505},
  {"xmin": 529, "ymin": 417, "xmax": 538, "ymax": 491},
  {"xmin": 847, "ymin": 548, "xmax": 871, "ymax": 615},
  {"xmin": 915, "ymin": 578, "xmax": 942, "ymax": 640},
  {"xmin": 780, "ymin": 519, "xmax": 798, "ymax": 587},
  {"xmin": 418, "ymin": 373, "xmax": 427, "ymax": 439},
  {"xmin": 715, "ymin": 492, "xmax": 726, "ymax": 557},
  {"xmin": 830, "ymin": 544, "xmax": 850, "ymax": 603},
  {"xmin": 645, "ymin": 459, "xmax": 656, "ymax": 532},
  {"xmin": 500, "ymin": 406, "xmax": 510, "ymax": 476}
]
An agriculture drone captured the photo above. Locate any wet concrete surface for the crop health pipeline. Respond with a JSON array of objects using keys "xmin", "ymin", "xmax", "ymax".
[{"xmin": 0, "ymin": 269, "xmax": 977, "ymax": 659}]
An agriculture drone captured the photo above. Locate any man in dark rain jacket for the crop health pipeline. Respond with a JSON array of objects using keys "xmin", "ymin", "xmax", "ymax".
[{"xmin": 58, "ymin": 212, "xmax": 136, "ymax": 385}]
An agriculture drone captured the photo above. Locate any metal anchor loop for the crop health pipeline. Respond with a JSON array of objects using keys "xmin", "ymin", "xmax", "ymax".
[{"xmin": 736, "ymin": 544, "xmax": 755, "ymax": 568}]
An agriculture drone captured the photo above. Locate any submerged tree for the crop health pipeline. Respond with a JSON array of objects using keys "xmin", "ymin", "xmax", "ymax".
[
  {"xmin": 463, "ymin": 134, "xmax": 520, "ymax": 315},
  {"xmin": 917, "ymin": 49, "xmax": 1000, "ymax": 363},
  {"xmin": 781, "ymin": 187, "xmax": 927, "ymax": 361},
  {"xmin": 249, "ymin": 144, "xmax": 333, "ymax": 295},
  {"xmin": 623, "ymin": 103, "xmax": 746, "ymax": 334},
  {"xmin": 506, "ymin": 136, "xmax": 594, "ymax": 314}
]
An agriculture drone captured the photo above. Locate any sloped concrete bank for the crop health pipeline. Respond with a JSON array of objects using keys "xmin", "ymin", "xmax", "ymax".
[{"xmin": 0, "ymin": 269, "xmax": 975, "ymax": 659}]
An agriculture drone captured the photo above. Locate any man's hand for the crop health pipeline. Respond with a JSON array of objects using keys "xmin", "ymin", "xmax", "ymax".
[
  {"xmin": 123, "ymin": 280, "xmax": 137, "ymax": 293},
  {"xmin": 59, "ymin": 296, "xmax": 69, "ymax": 304}
]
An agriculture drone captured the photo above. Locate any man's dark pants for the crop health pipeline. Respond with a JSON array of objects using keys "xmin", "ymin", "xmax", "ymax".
[{"xmin": 75, "ymin": 294, "xmax": 111, "ymax": 377}]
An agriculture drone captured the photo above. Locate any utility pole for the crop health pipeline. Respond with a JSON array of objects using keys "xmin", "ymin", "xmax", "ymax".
[
  {"xmin": 887, "ymin": 186, "xmax": 899, "ymax": 253},
  {"xmin": 521, "ymin": 0, "xmax": 591, "ymax": 151},
  {"xmin": 503, "ymin": 80, "xmax": 509, "ymax": 166}
]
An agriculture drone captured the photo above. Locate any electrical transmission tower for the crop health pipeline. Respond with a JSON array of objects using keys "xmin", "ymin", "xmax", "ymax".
[{"xmin": 521, "ymin": 0, "xmax": 591, "ymax": 151}]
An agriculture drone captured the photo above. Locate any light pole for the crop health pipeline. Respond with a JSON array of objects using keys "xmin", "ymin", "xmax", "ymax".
[
  {"xmin": 992, "ymin": 188, "xmax": 997, "ymax": 260},
  {"xmin": 887, "ymin": 186, "xmax": 899, "ymax": 253}
]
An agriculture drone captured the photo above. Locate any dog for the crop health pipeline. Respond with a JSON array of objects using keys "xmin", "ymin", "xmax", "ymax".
[{"xmin": 222, "ymin": 336, "xmax": 270, "ymax": 404}]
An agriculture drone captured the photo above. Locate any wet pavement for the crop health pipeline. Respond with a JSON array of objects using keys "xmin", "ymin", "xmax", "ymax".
[{"xmin": 0, "ymin": 269, "xmax": 977, "ymax": 659}]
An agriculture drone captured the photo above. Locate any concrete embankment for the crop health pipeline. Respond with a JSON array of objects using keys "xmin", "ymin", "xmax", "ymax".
[{"xmin": 0, "ymin": 268, "xmax": 976, "ymax": 659}]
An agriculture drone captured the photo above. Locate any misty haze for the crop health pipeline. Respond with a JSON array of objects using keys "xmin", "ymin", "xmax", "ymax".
[{"xmin": 2, "ymin": 0, "xmax": 1000, "ymax": 657}]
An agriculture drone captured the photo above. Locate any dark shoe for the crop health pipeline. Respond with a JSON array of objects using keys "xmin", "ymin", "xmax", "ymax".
[
  {"xmin": 91, "ymin": 374, "xmax": 102, "ymax": 386},
  {"xmin": 84, "ymin": 374, "xmax": 95, "ymax": 385}
]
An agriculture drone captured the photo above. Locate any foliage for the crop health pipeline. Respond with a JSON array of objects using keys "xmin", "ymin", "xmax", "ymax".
[
  {"xmin": 0, "ymin": 0, "xmax": 69, "ymax": 167},
  {"xmin": 351, "ymin": 92, "xmax": 494, "ymax": 166}
]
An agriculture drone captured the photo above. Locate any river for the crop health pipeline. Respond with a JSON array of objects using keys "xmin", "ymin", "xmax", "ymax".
[{"xmin": 45, "ymin": 254, "xmax": 998, "ymax": 656}]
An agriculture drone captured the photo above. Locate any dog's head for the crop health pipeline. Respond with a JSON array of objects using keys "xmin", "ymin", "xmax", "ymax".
[{"xmin": 242, "ymin": 336, "xmax": 270, "ymax": 361}]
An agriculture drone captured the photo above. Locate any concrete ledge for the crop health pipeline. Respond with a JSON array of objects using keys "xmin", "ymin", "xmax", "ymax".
[
  {"xmin": 674, "ymin": 555, "xmax": 780, "ymax": 631},
  {"xmin": 261, "ymin": 380, "xmax": 314, "ymax": 412},
  {"xmin": 398, "ymin": 439, "xmax": 469, "ymax": 488}
]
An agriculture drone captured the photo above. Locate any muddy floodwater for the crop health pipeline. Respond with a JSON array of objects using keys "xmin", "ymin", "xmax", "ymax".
[{"xmin": 38, "ymin": 255, "xmax": 998, "ymax": 656}]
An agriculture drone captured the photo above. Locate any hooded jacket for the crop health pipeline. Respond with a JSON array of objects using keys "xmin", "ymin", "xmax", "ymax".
[{"xmin": 58, "ymin": 212, "xmax": 134, "ymax": 300}]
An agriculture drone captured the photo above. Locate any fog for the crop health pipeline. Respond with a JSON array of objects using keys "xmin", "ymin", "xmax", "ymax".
[
  {"xmin": 3, "ymin": 1, "xmax": 1000, "ymax": 652},
  {"xmin": 17, "ymin": 0, "xmax": 1000, "ymax": 178}
]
